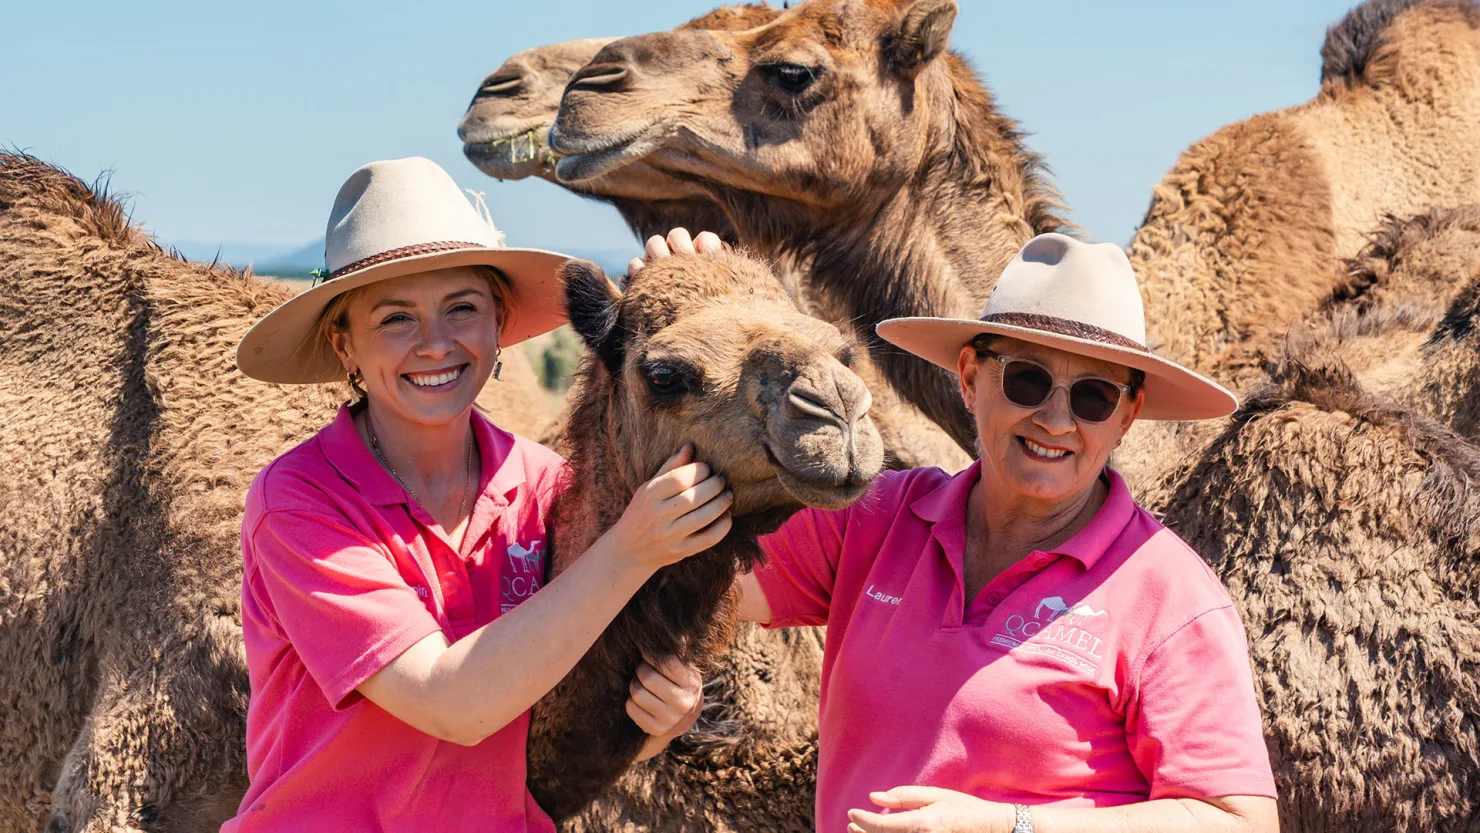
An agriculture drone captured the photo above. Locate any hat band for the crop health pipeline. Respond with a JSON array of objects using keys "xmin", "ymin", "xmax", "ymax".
[
  {"xmin": 981, "ymin": 312, "xmax": 1149, "ymax": 352},
  {"xmin": 324, "ymin": 240, "xmax": 491, "ymax": 283}
]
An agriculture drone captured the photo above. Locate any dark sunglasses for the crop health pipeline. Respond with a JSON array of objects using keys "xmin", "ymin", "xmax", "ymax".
[{"xmin": 989, "ymin": 354, "xmax": 1131, "ymax": 423}]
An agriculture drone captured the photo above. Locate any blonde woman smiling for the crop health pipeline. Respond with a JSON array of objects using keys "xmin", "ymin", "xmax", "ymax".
[{"xmin": 225, "ymin": 159, "xmax": 732, "ymax": 831}]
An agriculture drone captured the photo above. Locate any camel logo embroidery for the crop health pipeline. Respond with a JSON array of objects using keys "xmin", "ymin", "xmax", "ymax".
[
  {"xmin": 989, "ymin": 595, "xmax": 1109, "ymax": 674},
  {"xmin": 501, "ymin": 540, "xmax": 545, "ymax": 613}
]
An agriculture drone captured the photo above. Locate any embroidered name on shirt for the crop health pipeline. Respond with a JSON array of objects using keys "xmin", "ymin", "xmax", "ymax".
[
  {"xmin": 990, "ymin": 595, "xmax": 1108, "ymax": 674},
  {"xmin": 501, "ymin": 540, "xmax": 545, "ymax": 612},
  {"xmin": 865, "ymin": 584, "xmax": 902, "ymax": 605}
]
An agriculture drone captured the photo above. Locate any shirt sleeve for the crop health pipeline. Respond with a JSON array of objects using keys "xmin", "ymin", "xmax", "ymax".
[
  {"xmin": 248, "ymin": 508, "xmax": 443, "ymax": 710},
  {"xmin": 753, "ymin": 505, "xmax": 851, "ymax": 628},
  {"xmin": 1125, "ymin": 605, "xmax": 1279, "ymax": 799}
]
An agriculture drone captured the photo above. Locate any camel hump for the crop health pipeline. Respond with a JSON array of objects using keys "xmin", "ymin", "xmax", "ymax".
[{"xmin": 1320, "ymin": 0, "xmax": 1480, "ymax": 91}]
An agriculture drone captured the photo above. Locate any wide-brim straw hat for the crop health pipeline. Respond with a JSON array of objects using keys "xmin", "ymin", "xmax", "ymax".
[
  {"xmin": 236, "ymin": 156, "xmax": 573, "ymax": 384},
  {"xmin": 876, "ymin": 233, "xmax": 1237, "ymax": 421}
]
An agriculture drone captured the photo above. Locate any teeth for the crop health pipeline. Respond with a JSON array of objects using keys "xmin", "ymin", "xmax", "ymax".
[
  {"xmin": 407, "ymin": 367, "xmax": 462, "ymax": 388},
  {"xmin": 1024, "ymin": 439, "xmax": 1069, "ymax": 459}
]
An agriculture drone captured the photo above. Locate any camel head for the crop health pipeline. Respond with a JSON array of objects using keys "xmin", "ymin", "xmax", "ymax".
[
  {"xmin": 549, "ymin": 0, "xmax": 962, "ymax": 204},
  {"xmin": 459, "ymin": 37, "xmax": 618, "ymax": 182},
  {"xmin": 460, "ymin": 4, "xmax": 782, "ymax": 204},
  {"xmin": 561, "ymin": 249, "xmax": 884, "ymax": 519}
]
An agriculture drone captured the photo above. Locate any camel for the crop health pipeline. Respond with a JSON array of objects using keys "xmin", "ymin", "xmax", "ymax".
[
  {"xmin": 1146, "ymin": 351, "xmax": 1480, "ymax": 831},
  {"xmin": 0, "ymin": 152, "xmax": 864, "ymax": 832},
  {"xmin": 458, "ymin": 4, "xmax": 779, "ymax": 244},
  {"xmin": 1129, "ymin": 0, "xmax": 1480, "ymax": 391},
  {"xmin": 460, "ymin": 3, "xmax": 971, "ymax": 473},
  {"xmin": 547, "ymin": 0, "xmax": 1070, "ymax": 455},
  {"xmin": 532, "ymin": 248, "xmax": 886, "ymax": 829}
]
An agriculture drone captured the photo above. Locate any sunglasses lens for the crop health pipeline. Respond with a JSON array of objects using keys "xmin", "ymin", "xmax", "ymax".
[
  {"xmin": 1069, "ymin": 379, "xmax": 1121, "ymax": 423},
  {"xmin": 1001, "ymin": 361, "xmax": 1053, "ymax": 408}
]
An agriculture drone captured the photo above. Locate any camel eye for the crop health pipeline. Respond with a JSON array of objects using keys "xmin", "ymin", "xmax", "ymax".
[
  {"xmin": 760, "ymin": 63, "xmax": 822, "ymax": 95},
  {"xmin": 642, "ymin": 362, "xmax": 691, "ymax": 398}
]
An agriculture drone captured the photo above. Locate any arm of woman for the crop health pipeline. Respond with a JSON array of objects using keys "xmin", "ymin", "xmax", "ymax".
[
  {"xmin": 847, "ymin": 789, "xmax": 1276, "ymax": 833},
  {"xmin": 357, "ymin": 446, "xmax": 731, "ymax": 746}
]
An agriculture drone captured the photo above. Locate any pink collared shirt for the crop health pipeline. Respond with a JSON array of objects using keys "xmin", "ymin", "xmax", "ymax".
[
  {"xmin": 223, "ymin": 406, "xmax": 565, "ymax": 832},
  {"xmin": 755, "ymin": 463, "xmax": 1276, "ymax": 833}
]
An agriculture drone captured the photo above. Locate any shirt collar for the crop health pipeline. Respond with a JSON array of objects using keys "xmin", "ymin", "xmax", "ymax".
[
  {"xmin": 318, "ymin": 404, "xmax": 528, "ymax": 508},
  {"xmin": 907, "ymin": 461, "xmax": 1137, "ymax": 570}
]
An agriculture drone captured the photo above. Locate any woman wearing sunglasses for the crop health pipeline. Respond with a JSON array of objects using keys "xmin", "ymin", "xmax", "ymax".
[{"xmin": 637, "ymin": 232, "xmax": 1277, "ymax": 833}]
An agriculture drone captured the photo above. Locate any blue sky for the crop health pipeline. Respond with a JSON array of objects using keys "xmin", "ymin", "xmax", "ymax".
[{"xmin": 6, "ymin": 0, "xmax": 1357, "ymax": 264}]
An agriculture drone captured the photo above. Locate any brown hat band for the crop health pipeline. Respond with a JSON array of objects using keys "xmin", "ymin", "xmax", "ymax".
[
  {"xmin": 318, "ymin": 240, "xmax": 491, "ymax": 285},
  {"xmin": 981, "ymin": 312, "xmax": 1150, "ymax": 353}
]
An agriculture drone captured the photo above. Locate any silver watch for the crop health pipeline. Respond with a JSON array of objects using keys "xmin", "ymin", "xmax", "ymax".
[{"xmin": 1012, "ymin": 803, "xmax": 1034, "ymax": 833}]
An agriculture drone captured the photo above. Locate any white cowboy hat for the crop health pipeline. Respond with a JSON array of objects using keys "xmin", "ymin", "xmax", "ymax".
[
  {"xmin": 875, "ymin": 233, "xmax": 1237, "ymax": 421},
  {"xmin": 236, "ymin": 156, "xmax": 572, "ymax": 384}
]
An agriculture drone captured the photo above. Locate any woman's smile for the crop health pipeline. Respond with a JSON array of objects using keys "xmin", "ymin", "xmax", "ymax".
[
  {"xmin": 1018, "ymin": 436, "xmax": 1072, "ymax": 461},
  {"xmin": 403, "ymin": 363, "xmax": 469, "ymax": 392}
]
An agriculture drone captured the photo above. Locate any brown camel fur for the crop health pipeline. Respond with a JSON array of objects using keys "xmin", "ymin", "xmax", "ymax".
[
  {"xmin": 547, "ymin": 0, "xmax": 1070, "ymax": 455},
  {"xmin": 1147, "ymin": 353, "xmax": 1480, "ymax": 831},
  {"xmin": 1129, "ymin": 0, "xmax": 1480, "ymax": 390},
  {"xmin": 0, "ymin": 153, "xmax": 852, "ymax": 832},
  {"xmin": 1286, "ymin": 205, "xmax": 1480, "ymax": 438},
  {"xmin": 0, "ymin": 152, "xmax": 335, "ymax": 832},
  {"xmin": 530, "ymin": 249, "xmax": 885, "ymax": 828},
  {"xmin": 461, "ymin": 4, "xmax": 970, "ymax": 473}
]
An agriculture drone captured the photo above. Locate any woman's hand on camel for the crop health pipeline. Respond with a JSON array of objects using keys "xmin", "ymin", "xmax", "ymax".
[
  {"xmin": 605, "ymin": 443, "xmax": 733, "ymax": 574},
  {"xmin": 629, "ymin": 654, "xmax": 705, "ymax": 760},
  {"xmin": 628, "ymin": 227, "xmax": 726, "ymax": 275},
  {"xmin": 847, "ymin": 787, "xmax": 1013, "ymax": 833}
]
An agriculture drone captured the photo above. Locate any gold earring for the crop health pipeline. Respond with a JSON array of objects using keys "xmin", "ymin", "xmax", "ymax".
[{"xmin": 347, "ymin": 369, "xmax": 367, "ymax": 405}]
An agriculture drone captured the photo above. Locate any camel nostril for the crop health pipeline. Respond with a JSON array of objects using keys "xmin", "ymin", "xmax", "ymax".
[
  {"xmin": 476, "ymin": 75, "xmax": 525, "ymax": 99},
  {"xmin": 569, "ymin": 63, "xmax": 630, "ymax": 91},
  {"xmin": 786, "ymin": 388, "xmax": 840, "ymax": 422}
]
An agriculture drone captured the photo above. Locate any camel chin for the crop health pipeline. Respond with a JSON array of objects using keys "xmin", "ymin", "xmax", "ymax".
[
  {"xmin": 549, "ymin": 124, "xmax": 660, "ymax": 183},
  {"xmin": 766, "ymin": 437, "xmax": 883, "ymax": 513}
]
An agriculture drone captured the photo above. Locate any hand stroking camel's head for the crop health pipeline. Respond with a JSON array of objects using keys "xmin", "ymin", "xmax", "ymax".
[{"xmin": 561, "ymin": 249, "xmax": 885, "ymax": 523}]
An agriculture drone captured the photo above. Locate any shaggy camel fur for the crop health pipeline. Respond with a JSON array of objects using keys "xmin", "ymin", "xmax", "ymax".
[
  {"xmin": 1129, "ymin": 0, "xmax": 1480, "ymax": 390},
  {"xmin": 461, "ymin": 4, "xmax": 970, "ymax": 473},
  {"xmin": 1147, "ymin": 355, "xmax": 1480, "ymax": 831},
  {"xmin": 0, "ymin": 152, "xmax": 334, "ymax": 832},
  {"xmin": 531, "ymin": 249, "xmax": 885, "ymax": 828},
  {"xmin": 548, "ymin": 0, "xmax": 1069, "ymax": 454},
  {"xmin": 1285, "ymin": 205, "xmax": 1480, "ymax": 438}
]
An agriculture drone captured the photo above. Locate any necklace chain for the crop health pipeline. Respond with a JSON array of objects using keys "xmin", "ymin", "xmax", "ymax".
[{"xmin": 366, "ymin": 417, "xmax": 476, "ymax": 526}]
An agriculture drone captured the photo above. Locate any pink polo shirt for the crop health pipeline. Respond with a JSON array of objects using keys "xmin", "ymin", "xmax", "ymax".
[
  {"xmin": 756, "ymin": 463, "xmax": 1276, "ymax": 833},
  {"xmin": 223, "ymin": 405, "xmax": 564, "ymax": 832}
]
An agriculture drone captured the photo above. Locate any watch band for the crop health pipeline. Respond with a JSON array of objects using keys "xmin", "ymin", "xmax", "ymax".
[{"xmin": 1012, "ymin": 803, "xmax": 1034, "ymax": 833}]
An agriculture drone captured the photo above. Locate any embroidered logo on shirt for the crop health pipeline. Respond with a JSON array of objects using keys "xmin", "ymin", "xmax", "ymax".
[
  {"xmin": 501, "ymin": 540, "xmax": 545, "ymax": 613},
  {"xmin": 990, "ymin": 595, "xmax": 1109, "ymax": 675},
  {"xmin": 865, "ymin": 584, "xmax": 902, "ymax": 605}
]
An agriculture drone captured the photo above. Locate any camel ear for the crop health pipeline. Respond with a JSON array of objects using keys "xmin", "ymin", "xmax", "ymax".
[
  {"xmin": 561, "ymin": 258, "xmax": 626, "ymax": 374},
  {"xmin": 886, "ymin": 0, "xmax": 957, "ymax": 76}
]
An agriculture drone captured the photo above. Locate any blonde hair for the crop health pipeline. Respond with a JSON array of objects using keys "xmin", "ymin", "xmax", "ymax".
[{"xmin": 313, "ymin": 265, "xmax": 514, "ymax": 401}]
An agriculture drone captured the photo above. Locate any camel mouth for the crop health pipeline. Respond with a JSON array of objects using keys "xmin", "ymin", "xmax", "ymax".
[
  {"xmin": 548, "ymin": 119, "xmax": 661, "ymax": 183},
  {"xmin": 762, "ymin": 442, "xmax": 875, "ymax": 511},
  {"xmin": 461, "ymin": 125, "xmax": 555, "ymax": 181}
]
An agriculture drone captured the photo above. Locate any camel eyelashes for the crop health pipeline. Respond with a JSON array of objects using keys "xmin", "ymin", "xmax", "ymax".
[
  {"xmin": 641, "ymin": 361, "xmax": 696, "ymax": 399},
  {"xmin": 758, "ymin": 63, "xmax": 823, "ymax": 96}
]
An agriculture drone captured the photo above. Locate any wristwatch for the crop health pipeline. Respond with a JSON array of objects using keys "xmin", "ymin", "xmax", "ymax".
[{"xmin": 1012, "ymin": 803, "xmax": 1034, "ymax": 833}]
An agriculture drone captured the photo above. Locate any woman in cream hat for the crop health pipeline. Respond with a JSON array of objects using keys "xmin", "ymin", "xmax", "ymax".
[
  {"xmin": 225, "ymin": 159, "xmax": 733, "ymax": 832},
  {"xmin": 637, "ymin": 231, "xmax": 1279, "ymax": 833}
]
